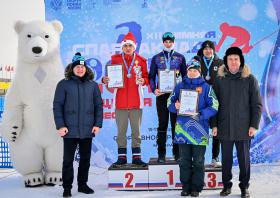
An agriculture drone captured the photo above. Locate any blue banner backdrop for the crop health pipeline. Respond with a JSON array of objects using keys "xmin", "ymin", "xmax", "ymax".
[{"xmin": 45, "ymin": 0, "xmax": 280, "ymax": 167}]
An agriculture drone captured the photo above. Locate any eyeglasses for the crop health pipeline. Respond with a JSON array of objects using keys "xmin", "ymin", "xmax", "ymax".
[{"xmin": 163, "ymin": 33, "xmax": 174, "ymax": 38}]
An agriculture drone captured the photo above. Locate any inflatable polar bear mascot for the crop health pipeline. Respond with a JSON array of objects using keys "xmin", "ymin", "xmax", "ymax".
[{"xmin": 1, "ymin": 20, "xmax": 64, "ymax": 187}]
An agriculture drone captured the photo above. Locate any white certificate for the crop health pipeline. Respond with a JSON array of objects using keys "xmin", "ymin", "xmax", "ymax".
[
  {"xmin": 158, "ymin": 69, "xmax": 176, "ymax": 93},
  {"xmin": 106, "ymin": 64, "xmax": 124, "ymax": 89},
  {"xmin": 178, "ymin": 89, "xmax": 200, "ymax": 116}
]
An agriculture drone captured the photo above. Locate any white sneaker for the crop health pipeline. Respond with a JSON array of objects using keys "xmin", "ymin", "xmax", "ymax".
[{"xmin": 211, "ymin": 157, "xmax": 222, "ymax": 168}]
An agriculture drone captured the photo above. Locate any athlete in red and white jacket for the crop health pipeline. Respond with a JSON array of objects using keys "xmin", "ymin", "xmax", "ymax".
[
  {"xmin": 110, "ymin": 52, "xmax": 149, "ymax": 109},
  {"xmin": 102, "ymin": 32, "xmax": 148, "ymax": 168}
]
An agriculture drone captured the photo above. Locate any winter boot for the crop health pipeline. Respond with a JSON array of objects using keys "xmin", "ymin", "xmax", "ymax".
[
  {"xmin": 63, "ymin": 188, "xmax": 72, "ymax": 197},
  {"xmin": 190, "ymin": 189, "xmax": 199, "ymax": 197},
  {"xmin": 78, "ymin": 184, "xmax": 94, "ymax": 194},
  {"xmin": 174, "ymin": 154, "xmax": 181, "ymax": 162},
  {"xmin": 132, "ymin": 147, "xmax": 147, "ymax": 167},
  {"xmin": 113, "ymin": 148, "xmax": 127, "ymax": 168},
  {"xmin": 158, "ymin": 153, "xmax": 166, "ymax": 163},
  {"xmin": 181, "ymin": 190, "xmax": 191, "ymax": 196},
  {"xmin": 241, "ymin": 188, "xmax": 250, "ymax": 198},
  {"xmin": 220, "ymin": 188, "xmax": 231, "ymax": 196}
]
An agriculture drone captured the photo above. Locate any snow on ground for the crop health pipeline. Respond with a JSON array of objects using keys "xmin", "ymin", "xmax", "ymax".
[{"xmin": 1, "ymin": 162, "xmax": 280, "ymax": 198}]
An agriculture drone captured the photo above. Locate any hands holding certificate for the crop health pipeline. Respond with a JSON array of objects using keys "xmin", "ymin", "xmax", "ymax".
[
  {"xmin": 154, "ymin": 89, "xmax": 165, "ymax": 96},
  {"xmin": 103, "ymin": 75, "xmax": 145, "ymax": 86},
  {"xmin": 175, "ymin": 100, "xmax": 181, "ymax": 109},
  {"xmin": 103, "ymin": 76, "xmax": 110, "ymax": 84},
  {"xmin": 137, "ymin": 77, "xmax": 145, "ymax": 85}
]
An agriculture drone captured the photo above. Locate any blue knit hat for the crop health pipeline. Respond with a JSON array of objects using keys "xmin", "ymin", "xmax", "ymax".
[{"xmin": 71, "ymin": 52, "xmax": 87, "ymax": 69}]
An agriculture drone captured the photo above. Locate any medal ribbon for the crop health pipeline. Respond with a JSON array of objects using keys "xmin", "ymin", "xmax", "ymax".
[
  {"xmin": 122, "ymin": 52, "xmax": 136, "ymax": 77},
  {"xmin": 163, "ymin": 50, "xmax": 175, "ymax": 71},
  {"xmin": 203, "ymin": 55, "xmax": 214, "ymax": 77}
]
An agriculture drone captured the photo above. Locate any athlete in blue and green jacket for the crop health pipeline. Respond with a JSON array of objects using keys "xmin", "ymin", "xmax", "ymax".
[
  {"xmin": 167, "ymin": 56, "xmax": 219, "ymax": 146},
  {"xmin": 167, "ymin": 56, "xmax": 219, "ymax": 196}
]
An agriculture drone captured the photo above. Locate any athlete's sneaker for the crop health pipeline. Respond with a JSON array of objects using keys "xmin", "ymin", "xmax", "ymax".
[{"xmin": 211, "ymin": 157, "xmax": 222, "ymax": 168}]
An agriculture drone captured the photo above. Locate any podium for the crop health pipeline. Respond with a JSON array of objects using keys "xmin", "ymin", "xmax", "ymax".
[
  {"xmin": 108, "ymin": 157, "xmax": 223, "ymax": 190},
  {"xmin": 108, "ymin": 164, "xmax": 149, "ymax": 190}
]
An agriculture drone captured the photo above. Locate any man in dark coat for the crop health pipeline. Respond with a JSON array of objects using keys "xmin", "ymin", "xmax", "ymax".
[
  {"xmin": 211, "ymin": 47, "xmax": 262, "ymax": 198},
  {"xmin": 53, "ymin": 52, "xmax": 103, "ymax": 197},
  {"xmin": 197, "ymin": 40, "xmax": 224, "ymax": 168}
]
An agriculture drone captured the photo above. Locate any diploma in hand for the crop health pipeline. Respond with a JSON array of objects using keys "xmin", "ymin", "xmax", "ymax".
[
  {"xmin": 106, "ymin": 64, "xmax": 125, "ymax": 89},
  {"xmin": 158, "ymin": 69, "xmax": 176, "ymax": 93},
  {"xmin": 178, "ymin": 89, "xmax": 200, "ymax": 116}
]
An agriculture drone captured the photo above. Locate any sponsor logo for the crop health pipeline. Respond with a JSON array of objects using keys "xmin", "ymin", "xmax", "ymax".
[
  {"xmin": 67, "ymin": 0, "xmax": 81, "ymax": 10},
  {"xmin": 103, "ymin": 0, "xmax": 110, "ymax": 6},
  {"xmin": 86, "ymin": 0, "xmax": 97, "ymax": 10},
  {"xmin": 103, "ymin": 0, "xmax": 131, "ymax": 9},
  {"xmin": 51, "ymin": 0, "xmax": 62, "ymax": 11},
  {"xmin": 142, "ymin": 0, "xmax": 148, "ymax": 8}
]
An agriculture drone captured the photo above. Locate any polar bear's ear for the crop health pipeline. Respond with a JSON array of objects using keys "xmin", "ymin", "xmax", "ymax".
[
  {"xmin": 51, "ymin": 20, "xmax": 63, "ymax": 34},
  {"xmin": 14, "ymin": 20, "xmax": 26, "ymax": 34}
]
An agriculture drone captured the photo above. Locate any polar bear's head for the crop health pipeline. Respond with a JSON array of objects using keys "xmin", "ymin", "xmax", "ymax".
[{"xmin": 14, "ymin": 20, "xmax": 63, "ymax": 62}]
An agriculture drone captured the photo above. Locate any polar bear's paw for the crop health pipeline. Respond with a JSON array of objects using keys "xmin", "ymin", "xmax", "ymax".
[
  {"xmin": 1, "ymin": 108, "xmax": 23, "ymax": 143},
  {"xmin": 10, "ymin": 126, "xmax": 20, "ymax": 142},
  {"xmin": 23, "ymin": 172, "xmax": 44, "ymax": 187},
  {"xmin": 45, "ymin": 172, "xmax": 62, "ymax": 186}
]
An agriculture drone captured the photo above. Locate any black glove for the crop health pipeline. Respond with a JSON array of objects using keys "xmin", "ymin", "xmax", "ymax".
[{"xmin": 190, "ymin": 113, "xmax": 200, "ymax": 121}]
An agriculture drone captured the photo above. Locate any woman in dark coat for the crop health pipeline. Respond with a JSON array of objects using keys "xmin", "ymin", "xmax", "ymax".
[{"xmin": 53, "ymin": 52, "xmax": 103, "ymax": 197}]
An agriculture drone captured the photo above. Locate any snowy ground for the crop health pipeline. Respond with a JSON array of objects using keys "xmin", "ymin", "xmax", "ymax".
[{"xmin": 1, "ymin": 162, "xmax": 280, "ymax": 198}]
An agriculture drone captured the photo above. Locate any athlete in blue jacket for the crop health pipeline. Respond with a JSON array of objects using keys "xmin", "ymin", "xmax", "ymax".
[
  {"xmin": 167, "ymin": 56, "xmax": 218, "ymax": 197},
  {"xmin": 149, "ymin": 32, "xmax": 187, "ymax": 163}
]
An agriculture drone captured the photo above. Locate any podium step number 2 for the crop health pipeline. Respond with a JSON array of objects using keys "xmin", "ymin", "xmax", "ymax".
[{"xmin": 108, "ymin": 164, "xmax": 149, "ymax": 190}]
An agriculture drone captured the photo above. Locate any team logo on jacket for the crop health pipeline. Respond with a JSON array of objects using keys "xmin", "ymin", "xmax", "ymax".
[
  {"xmin": 214, "ymin": 66, "xmax": 218, "ymax": 71},
  {"xmin": 196, "ymin": 87, "xmax": 202, "ymax": 94},
  {"xmin": 173, "ymin": 56, "xmax": 177, "ymax": 59},
  {"xmin": 160, "ymin": 57, "xmax": 164, "ymax": 60}
]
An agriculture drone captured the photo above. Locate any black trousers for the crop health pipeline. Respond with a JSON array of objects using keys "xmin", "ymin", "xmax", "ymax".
[
  {"xmin": 62, "ymin": 138, "xmax": 92, "ymax": 189},
  {"xmin": 212, "ymin": 136, "xmax": 220, "ymax": 158},
  {"xmin": 156, "ymin": 93, "xmax": 178, "ymax": 156},
  {"xmin": 179, "ymin": 143, "xmax": 206, "ymax": 192},
  {"xmin": 220, "ymin": 139, "xmax": 251, "ymax": 189}
]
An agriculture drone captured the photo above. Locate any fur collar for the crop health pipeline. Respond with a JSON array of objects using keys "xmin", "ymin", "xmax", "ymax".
[
  {"xmin": 217, "ymin": 64, "xmax": 250, "ymax": 79},
  {"xmin": 64, "ymin": 63, "xmax": 94, "ymax": 82}
]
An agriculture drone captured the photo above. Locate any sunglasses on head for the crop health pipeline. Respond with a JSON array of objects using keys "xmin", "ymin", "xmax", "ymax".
[
  {"xmin": 163, "ymin": 33, "xmax": 174, "ymax": 38},
  {"xmin": 187, "ymin": 60, "xmax": 198, "ymax": 66}
]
